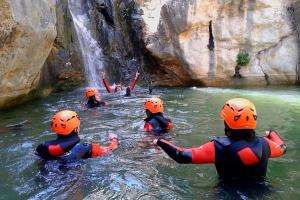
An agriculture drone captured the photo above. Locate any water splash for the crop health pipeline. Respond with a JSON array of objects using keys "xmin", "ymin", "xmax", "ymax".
[{"xmin": 68, "ymin": 0, "xmax": 104, "ymax": 87}]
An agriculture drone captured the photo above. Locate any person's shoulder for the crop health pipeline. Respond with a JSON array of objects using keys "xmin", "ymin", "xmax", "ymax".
[{"xmin": 213, "ymin": 136, "xmax": 231, "ymax": 146}]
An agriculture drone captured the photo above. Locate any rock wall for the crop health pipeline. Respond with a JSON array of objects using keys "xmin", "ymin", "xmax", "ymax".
[
  {"xmin": 0, "ymin": 0, "xmax": 57, "ymax": 109},
  {"xmin": 41, "ymin": 0, "xmax": 85, "ymax": 91},
  {"xmin": 138, "ymin": 0, "xmax": 299, "ymax": 86},
  {"xmin": 90, "ymin": 0, "xmax": 156, "ymax": 86}
]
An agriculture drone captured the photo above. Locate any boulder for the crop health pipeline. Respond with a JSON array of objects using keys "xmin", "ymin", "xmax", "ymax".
[{"xmin": 0, "ymin": 0, "xmax": 57, "ymax": 109}]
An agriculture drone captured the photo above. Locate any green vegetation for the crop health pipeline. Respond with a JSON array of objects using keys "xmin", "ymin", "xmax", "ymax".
[
  {"xmin": 234, "ymin": 51, "xmax": 250, "ymax": 78},
  {"xmin": 236, "ymin": 52, "xmax": 250, "ymax": 66}
]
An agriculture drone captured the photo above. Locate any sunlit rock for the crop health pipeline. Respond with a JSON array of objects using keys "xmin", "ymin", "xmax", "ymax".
[
  {"xmin": 0, "ymin": 0, "xmax": 57, "ymax": 109},
  {"xmin": 138, "ymin": 0, "xmax": 299, "ymax": 86}
]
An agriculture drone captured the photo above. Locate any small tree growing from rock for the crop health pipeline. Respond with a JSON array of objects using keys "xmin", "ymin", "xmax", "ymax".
[{"xmin": 234, "ymin": 51, "xmax": 250, "ymax": 78}]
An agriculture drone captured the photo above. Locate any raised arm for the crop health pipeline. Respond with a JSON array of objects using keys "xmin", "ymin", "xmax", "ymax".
[
  {"xmin": 263, "ymin": 130, "xmax": 287, "ymax": 158},
  {"xmin": 155, "ymin": 139, "xmax": 215, "ymax": 164},
  {"xmin": 91, "ymin": 133, "xmax": 118, "ymax": 158},
  {"xmin": 129, "ymin": 72, "xmax": 140, "ymax": 91},
  {"xmin": 101, "ymin": 72, "xmax": 113, "ymax": 93}
]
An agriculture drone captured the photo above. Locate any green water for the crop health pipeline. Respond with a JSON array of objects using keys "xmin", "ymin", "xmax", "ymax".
[{"xmin": 0, "ymin": 87, "xmax": 299, "ymax": 199}]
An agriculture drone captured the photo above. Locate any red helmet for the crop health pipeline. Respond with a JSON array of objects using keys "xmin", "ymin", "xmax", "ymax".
[
  {"xmin": 144, "ymin": 97, "xmax": 164, "ymax": 113},
  {"xmin": 220, "ymin": 98, "xmax": 257, "ymax": 129},
  {"xmin": 51, "ymin": 110, "xmax": 80, "ymax": 135},
  {"xmin": 85, "ymin": 87, "xmax": 100, "ymax": 100}
]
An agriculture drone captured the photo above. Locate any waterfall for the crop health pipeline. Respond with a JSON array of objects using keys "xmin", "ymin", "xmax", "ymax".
[{"xmin": 68, "ymin": 0, "xmax": 104, "ymax": 87}]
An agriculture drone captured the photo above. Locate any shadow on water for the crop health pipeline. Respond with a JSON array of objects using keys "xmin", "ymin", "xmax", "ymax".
[
  {"xmin": 0, "ymin": 86, "xmax": 300, "ymax": 199},
  {"xmin": 213, "ymin": 179, "xmax": 272, "ymax": 200}
]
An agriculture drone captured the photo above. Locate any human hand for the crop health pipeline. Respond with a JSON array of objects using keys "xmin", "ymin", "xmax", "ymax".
[
  {"xmin": 264, "ymin": 130, "xmax": 271, "ymax": 138},
  {"xmin": 101, "ymin": 72, "xmax": 105, "ymax": 79},
  {"xmin": 135, "ymin": 72, "xmax": 140, "ymax": 79},
  {"xmin": 153, "ymin": 139, "xmax": 158, "ymax": 145},
  {"xmin": 109, "ymin": 133, "xmax": 118, "ymax": 140}
]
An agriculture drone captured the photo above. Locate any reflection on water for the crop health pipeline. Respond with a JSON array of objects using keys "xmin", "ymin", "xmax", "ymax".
[{"xmin": 0, "ymin": 86, "xmax": 300, "ymax": 199}]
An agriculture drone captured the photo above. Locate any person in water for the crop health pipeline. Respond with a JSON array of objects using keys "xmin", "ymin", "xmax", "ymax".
[
  {"xmin": 85, "ymin": 87, "xmax": 106, "ymax": 109},
  {"xmin": 144, "ymin": 97, "xmax": 172, "ymax": 133},
  {"xmin": 36, "ymin": 110, "xmax": 118, "ymax": 161},
  {"xmin": 154, "ymin": 98, "xmax": 287, "ymax": 180},
  {"xmin": 101, "ymin": 71, "xmax": 140, "ymax": 96}
]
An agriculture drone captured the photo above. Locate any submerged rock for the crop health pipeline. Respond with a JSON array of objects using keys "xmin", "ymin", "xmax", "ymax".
[{"xmin": 0, "ymin": 0, "xmax": 57, "ymax": 109}]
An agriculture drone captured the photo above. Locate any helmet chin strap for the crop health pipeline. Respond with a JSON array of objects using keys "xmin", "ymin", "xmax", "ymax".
[
  {"xmin": 74, "ymin": 127, "xmax": 80, "ymax": 134},
  {"xmin": 224, "ymin": 121, "xmax": 231, "ymax": 137}
]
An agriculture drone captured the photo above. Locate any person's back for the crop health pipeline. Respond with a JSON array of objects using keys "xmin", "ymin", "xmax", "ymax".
[
  {"xmin": 144, "ymin": 113, "xmax": 172, "ymax": 133},
  {"xmin": 36, "ymin": 132, "xmax": 80, "ymax": 159},
  {"xmin": 36, "ymin": 110, "xmax": 118, "ymax": 162},
  {"xmin": 214, "ymin": 134, "xmax": 269, "ymax": 180},
  {"xmin": 85, "ymin": 87, "xmax": 106, "ymax": 109},
  {"xmin": 154, "ymin": 98, "xmax": 286, "ymax": 180},
  {"xmin": 143, "ymin": 98, "xmax": 172, "ymax": 133}
]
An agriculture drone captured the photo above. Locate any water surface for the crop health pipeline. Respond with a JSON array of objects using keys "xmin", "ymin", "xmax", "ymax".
[{"xmin": 0, "ymin": 87, "xmax": 299, "ymax": 199}]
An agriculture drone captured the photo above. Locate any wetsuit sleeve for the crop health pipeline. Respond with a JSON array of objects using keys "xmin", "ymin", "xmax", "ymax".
[
  {"xmin": 166, "ymin": 120, "xmax": 172, "ymax": 130},
  {"xmin": 99, "ymin": 101, "xmax": 106, "ymax": 106},
  {"xmin": 155, "ymin": 115, "xmax": 172, "ymax": 130},
  {"xmin": 264, "ymin": 131, "xmax": 287, "ymax": 158},
  {"xmin": 59, "ymin": 143, "xmax": 92, "ymax": 161},
  {"xmin": 157, "ymin": 139, "xmax": 215, "ymax": 164},
  {"xmin": 91, "ymin": 138, "xmax": 118, "ymax": 158},
  {"xmin": 129, "ymin": 77, "xmax": 138, "ymax": 91},
  {"xmin": 144, "ymin": 122, "xmax": 153, "ymax": 132},
  {"xmin": 103, "ymin": 79, "xmax": 112, "ymax": 93}
]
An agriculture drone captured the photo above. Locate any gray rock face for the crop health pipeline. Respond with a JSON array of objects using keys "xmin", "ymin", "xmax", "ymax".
[
  {"xmin": 41, "ymin": 0, "xmax": 85, "ymax": 92},
  {"xmin": 139, "ymin": 0, "xmax": 299, "ymax": 86},
  {"xmin": 89, "ymin": 0, "xmax": 299, "ymax": 87},
  {"xmin": 0, "ymin": 0, "xmax": 56, "ymax": 109}
]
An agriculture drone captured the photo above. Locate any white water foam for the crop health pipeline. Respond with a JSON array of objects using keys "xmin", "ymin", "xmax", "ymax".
[{"xmin": 68, "ymin": 0, "xmax": 104, "ymax": 87}]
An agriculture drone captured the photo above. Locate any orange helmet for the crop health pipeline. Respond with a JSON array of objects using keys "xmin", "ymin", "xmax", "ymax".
[
  {"xmin": 85, "ymin": 87, "xmax": 100, "ymax": 100},
  {"xmin": 51, "ymin": 110, "xmax": 80, "ymax": 135},
  {"xmin": 144, "ymin": 97, "xmax": 164, "ymax": 113},
  {"xmin": 220, "ymin": 98, "xmax": 257, "ymax": 129}
]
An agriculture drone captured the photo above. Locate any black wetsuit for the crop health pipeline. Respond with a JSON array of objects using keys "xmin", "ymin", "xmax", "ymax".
[
  {"xmin": 36, "ymin": 132, "xmax": 80, "ymax": 159},
  {"xmin": 86, "ymin": 96, "xmax": 106, "ymax": 109},
  {"xmin": 144, "ymin": 113, "xmax": 172, "ymax": 133}
]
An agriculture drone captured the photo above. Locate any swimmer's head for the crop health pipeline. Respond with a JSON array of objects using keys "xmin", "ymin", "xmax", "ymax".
[
  {"xmin": 51, "ymin": 110, "xmax": 80, "ymax": 135},
  {"xmin": 144, "ymin": 97, "xmax": 164, "ymax": 114},
  {"xmin": 115, "ymin": 84, "xmax": 122, "ymax": 92}
]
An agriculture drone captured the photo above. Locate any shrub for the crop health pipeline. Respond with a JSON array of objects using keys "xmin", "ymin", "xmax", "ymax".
[{"xmin": 236, "ymin": 52, "xmax": 250, "ymax": 66}]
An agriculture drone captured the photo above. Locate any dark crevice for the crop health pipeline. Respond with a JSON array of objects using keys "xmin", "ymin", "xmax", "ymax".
[
  {"xmin": 95, "ymin": 3, "xmax": 115, "ymax": 27},
  {"xmin": 207, "ymin": 20, "xmax": 215, "ymax": 51},
  {"xmin": 207, "ymin": 20, "xmax": 215, "ymax": 78},
  {"xmin": 264, "ymin": 73, "xmax": 270, "ymax": 85}
]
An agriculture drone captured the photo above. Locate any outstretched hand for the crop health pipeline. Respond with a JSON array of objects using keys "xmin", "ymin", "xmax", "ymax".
[
  {"xmin": 109, "ymin": 133, "xmax": 118, "ymax": 140},
  {"xmin": 264, "ymin": 130, "xmax": 271, "ymax": 138},
  {"xmin": 101, "ymin": 72, "xmax": 105, "ymax": 79},
  {"xmin": 135, "ymin": 72, "xmax": 140, "ymax": 79}
]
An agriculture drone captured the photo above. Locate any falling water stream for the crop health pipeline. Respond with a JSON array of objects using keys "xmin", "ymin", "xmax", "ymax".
[{"xmin": 68, "ymin": 0, "xmax": 104, "ymax": 87}]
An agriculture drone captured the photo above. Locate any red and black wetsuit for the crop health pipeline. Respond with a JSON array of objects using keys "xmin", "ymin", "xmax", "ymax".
[
  {"xmin": 144, "ymin": 113, "xmax": 172, "ymax": 133},
  {"xmin": 58, "ymin": 138, "xmax": 118, "ymax": 161},
  {"xmin": 36, "ymin": 132, "xmax": 80, "ymax": 159},
  {"xmin": 103, "ymin": 77, "xmax": 138, "ymax": 93},
  {"xmin": 36, "ymin": 132, "xmax": 118, "ymax": 161},
  {"xmin": 156, "ymin": 131, "xmax": 286, "ymax": 180}
]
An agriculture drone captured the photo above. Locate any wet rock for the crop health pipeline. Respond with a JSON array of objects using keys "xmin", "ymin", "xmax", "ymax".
[
  {"xmin": 41, "ymin": 0, "xmax": 85, "ymax": 91},
  {"xmin": 0, "ymin": 0, "xmax": 56, "ymax": 109},
  {"xmin": 137, "ymin": 0, "xmax": 299, "ymax": 86}
]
